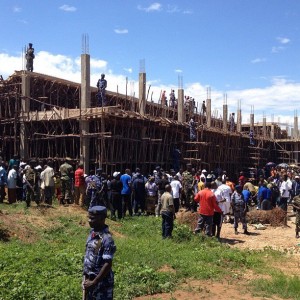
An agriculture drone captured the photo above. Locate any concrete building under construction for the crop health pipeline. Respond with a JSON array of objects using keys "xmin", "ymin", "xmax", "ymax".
[{"xmin": 0, "ymin": 51, "xmax": 299, "ymax": 178}]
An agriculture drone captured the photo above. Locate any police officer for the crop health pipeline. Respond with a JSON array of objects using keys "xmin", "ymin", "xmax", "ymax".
[
  {"xmin": 59, "ymin": 157, "xmax": 74, "ymax": 204},
  {"xmin": 83, "ymin": 206, "xmax": 116, "ymax": 300},
  {"xmin": 182, "ymin": 164, "xmax": 195, "ymax": 211}
]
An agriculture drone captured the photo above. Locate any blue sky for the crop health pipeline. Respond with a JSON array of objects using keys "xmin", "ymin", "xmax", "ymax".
[{"xmin": 1, "ymin": 0, "xmax": 300, "ymax": 129}]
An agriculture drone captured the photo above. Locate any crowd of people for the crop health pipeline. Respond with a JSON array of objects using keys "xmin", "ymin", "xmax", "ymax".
[{"xmin": 0, "ymin": 155, "xmax": 299, "ymax": 239}]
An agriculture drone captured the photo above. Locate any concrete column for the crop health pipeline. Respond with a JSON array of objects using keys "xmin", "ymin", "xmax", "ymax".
[
  {"xmin": 20, "ymin": 73, "xmax": 30, "ymax": 160},
  {"xmin": 206, "ymin": 99, "xmax": 211, "ymax": 127},
  {"xmin": 139, "ymin": 72, "xmax": 146, "ymax": 116},
  {"xmin": 270, "ymin": 124, "xmax": 275, "ymax": 139},
  {"xmin": 177, "ymin": 88, "xmax": 184, "ymax": 123},
  {"xmin": 263, "ymin": 117, "xmax": 267, "ymax": 138},
  {"xmin": 294, "ymin": 116, "xmax": 298, "ymax": 139},
  {"xmin": 80, "ymin": 54, "xmax": 91, "ymax": 173},
  {"xmin": 237, "ymin": 109, "xmax": 242, "ymax": 133},
  {"xmin": 250, "ymin": 114, "xmax": 254, "ymax": 131},
  {"xmin": 223, "ymin": 104, "xmax": 228, "ymax": 132}
]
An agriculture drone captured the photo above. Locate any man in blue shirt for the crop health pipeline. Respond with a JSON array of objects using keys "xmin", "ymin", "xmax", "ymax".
[
  {"xmin": 0, "ymin": 162, "xmax": 7, "ymax": 202},
  {"xmin": 120, "ymin": 169, "xmax": 132, "ymax": 217},
  {"xmin": 257, "ymin": 180, "xmax": 272, "ymax": 210}
]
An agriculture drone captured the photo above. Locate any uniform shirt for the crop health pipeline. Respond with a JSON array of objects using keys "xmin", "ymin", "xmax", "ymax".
[
  {"xmin": 161, "ymin": 191, "xmax": 174, "ymax": 213},
  {"xmin": 170, "ymin": 180, "xmax": 182, "ymax": 199},
  {"xmin": 83, "ymin": 225, "xmax": 116, "ymax": 285},
  {"xmin": 194, "ymin": 188, "xmax": 222, "ymax": 216},
  {"xmin": 59, "ymin": 162, "xmax": 73, "ymax": 179},
  {"xmin": 231, "ymin": 191, "xmax": 246, "ymax": 212},
  {"xmin": 85, "ymin": 175, "xmax": 101, "ymax": 191},
  {"xmin": 0, "ymin": 166, "xmax": 7, "ymax": 185},
  {"xmin": 182, "ymin": 171, "xmax": 193, "ymax": 190}
]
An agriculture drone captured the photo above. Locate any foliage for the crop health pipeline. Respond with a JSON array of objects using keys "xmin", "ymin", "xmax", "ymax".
[{"xmin": 0, "ymin": 203, "xmax": 298, "ymax": 299}]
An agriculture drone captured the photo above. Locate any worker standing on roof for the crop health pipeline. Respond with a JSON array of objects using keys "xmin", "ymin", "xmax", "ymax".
[
  {"xmin": 25, "ymin": 43, "xmax": 35, "ymax": 72},
  {"xmin": 97, "ymin": 74, "xmax": 107, "ymax": 107}
]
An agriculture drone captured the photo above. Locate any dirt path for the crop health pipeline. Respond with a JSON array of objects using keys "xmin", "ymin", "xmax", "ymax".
[{"xmin": 135, "ymin": 215, "xmax": 300, "ymax": 300}]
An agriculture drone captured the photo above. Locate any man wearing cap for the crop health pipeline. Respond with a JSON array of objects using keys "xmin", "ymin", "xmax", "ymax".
[{"xmin": 83, "ymin": 206, "xmax": 116, "ymax": 299}]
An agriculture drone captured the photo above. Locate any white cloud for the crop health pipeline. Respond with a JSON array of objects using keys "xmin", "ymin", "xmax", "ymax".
[
  {"xmin": 138, "ymin": 2, "xmax": 162, "ymax": 12},
  {"xmin": 271, "ymin": 46, "xmax": 285, "ymax": 53},
  {"xmin": 114, "ymin": 28, "xmax": 128, "ymax": 34},
  {"xmin": 18, "ymin": 19, "xmax": 28, "ymax": 24},
  {"xmin": 277, "ymin": 37, "xmax": 290, "ymax": 44},
  {"xmin": 174, "ymin": 69, "xmax": 183, "ymax": 73},
  {"xmin": 59, "ymin": 5, "xmax": 77, "ymax": 12},
  {"xmin": 251, "ymin": 58, "xmax": 266, "ymax": 64},
  {"xmin": 166, "ymin": 5, "xmax": 180, "ymax": 13},
  {"xmin": 13, "ymin": 6, "xmax": 22, "ymax": 13},
  {"xmin": 183, "ymin": 9, "xmax": 193, "ymax": 14},
  {"xmin": 123, "ymin": 68, "xmax": 133, "ymax": 74}
]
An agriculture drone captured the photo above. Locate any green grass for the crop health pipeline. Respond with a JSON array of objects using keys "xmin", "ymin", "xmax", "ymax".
[{"xmin": 0, "ymin": 203, "xmax": 299, "ymax": 299}]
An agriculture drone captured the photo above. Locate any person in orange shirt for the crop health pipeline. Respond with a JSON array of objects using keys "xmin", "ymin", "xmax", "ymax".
[
  {"xmin": 226, "ymin": 177, "xmax": 235, "ymax": 193},
  {"xmin": 194, "ymin": 182, "xmax": 222, "ymax": 236}
]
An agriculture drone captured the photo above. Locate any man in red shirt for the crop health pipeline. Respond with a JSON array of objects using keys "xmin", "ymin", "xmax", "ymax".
[
  {"xmin": 74, "ymin": 163, "xmax": 86, "ymax": 206},
  {"xmin": 194, "ymin": 182, "xmax": 222, "ymax": 236}
]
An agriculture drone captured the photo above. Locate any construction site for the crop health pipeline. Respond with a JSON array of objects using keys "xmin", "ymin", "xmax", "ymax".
[{"xmin": 0, "ymin": 50, "xmax": 299, "ymax": 178}]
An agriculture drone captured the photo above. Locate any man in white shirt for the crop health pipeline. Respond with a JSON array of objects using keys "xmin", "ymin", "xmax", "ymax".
[
  {"xmin": 217, "ymin": 179, "xmax": 232, "ymax": 215},
  {"xmin": 170, "ymin": 175, "xmax": 182, "ymax": 213},
  {"xmin": 40, "ymin": 162, "xmax": 55, "ymax": 205},
  {"xmin": 7, "ymin": 165, "xmax": 18, "ymax": 204},
  {"xmin": 279, "ymin": 175, "xmax": 289, "ymax": 211}
]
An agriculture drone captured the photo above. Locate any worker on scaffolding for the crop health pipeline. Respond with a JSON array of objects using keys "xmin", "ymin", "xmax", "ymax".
[
  {"xmin": 201, "ymin": 100, "xmax": 206, "ymax": 115},
  {"xmin": 97, "ymin": 73, "xmax": 107, "ymax": 107},
  {"xmin": 169, "ymin": 90, "xmax": 176, "ymax": 108},
  {"xmin": 249, "ymin": 129, "xmax": 255, "ymax": 145},
  {"xmin": 189, "ymin": 116, "xmax": 197, "ymax": 141},
  {"xmin": 230, "ymin": 113, "xmax": 235, "ymax": 132},
  {"xmin": 25, "ymin": 43, "xmax": 35, "ymax": 72}
]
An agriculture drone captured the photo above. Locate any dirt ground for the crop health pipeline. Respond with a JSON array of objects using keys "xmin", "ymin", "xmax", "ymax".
[{"xmin": 135, "ymin": 212, "xmax": 300, "ymax": 300}]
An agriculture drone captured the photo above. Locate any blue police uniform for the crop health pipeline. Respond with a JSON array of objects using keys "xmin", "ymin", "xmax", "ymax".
[{"xmin": 83, "ymin": 206, "xmax": 116, "ymax": 300}]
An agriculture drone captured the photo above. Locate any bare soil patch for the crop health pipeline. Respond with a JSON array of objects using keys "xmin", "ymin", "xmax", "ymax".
[{"xmin": 134, "ymin": 279, "xmax": 285, "ymax": 300}]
